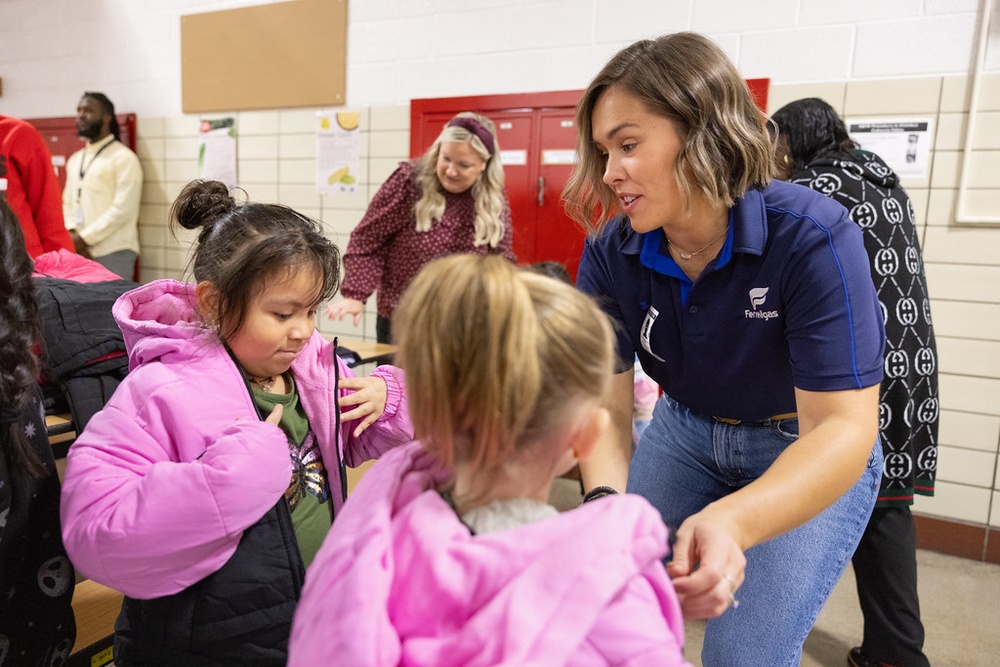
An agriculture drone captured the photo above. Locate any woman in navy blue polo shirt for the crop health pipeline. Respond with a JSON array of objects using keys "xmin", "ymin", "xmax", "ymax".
[{"xmin": 564, "ymin": 32, "xmax": 885, "ymax": 666}]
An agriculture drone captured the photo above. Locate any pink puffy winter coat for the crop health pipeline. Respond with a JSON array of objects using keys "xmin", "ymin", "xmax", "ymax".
[
  {"xmin": 60, "ymin": 279, "xmax": 412, "ymax": 599},
  {"xmin": 289, "ymin": 441, "xmax": 692, "ymax": 667}
]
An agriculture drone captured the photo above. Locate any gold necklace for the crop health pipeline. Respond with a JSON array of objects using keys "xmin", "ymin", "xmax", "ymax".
[
  {"xmin": 666, "ymin": 225, "xmax": 729, "ymax": 260},
  {"xmin": 248, "ymin": 375, "xmax": 274, "ymax": 392}
]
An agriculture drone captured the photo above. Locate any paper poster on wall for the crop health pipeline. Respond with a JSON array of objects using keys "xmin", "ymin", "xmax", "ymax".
[
  {"xmin": 541, "ymin": 149, "xmax": 577, "ymax": 165},
  {"xmin": 847, "ymin": 117, "xmax": 934, "ymax": 179},
  {"xmin": 198, "ymin": 118, "xmax": 237, "ymax": 189},
  {"xmin": 500, "ymin": 149, "xmax": 527, "ymax": 166},
  {"xmin": 317, "ymin": 111, "xmax": 361, "ymax": 194}
]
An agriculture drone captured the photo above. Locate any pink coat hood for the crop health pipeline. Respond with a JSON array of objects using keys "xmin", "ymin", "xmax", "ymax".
[
  {"xmin": 60, "ymin": 279, "xmax": 412, "ymax": 598},
  {"xmin": 289, "ymin": 442, "xmax": 691, "ymax": 667}
]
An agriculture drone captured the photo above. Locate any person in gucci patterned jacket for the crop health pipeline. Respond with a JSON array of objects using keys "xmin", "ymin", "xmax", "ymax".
[{"xmin": 773, "ymin": 97, "xmax": 937, "ymax": 667}]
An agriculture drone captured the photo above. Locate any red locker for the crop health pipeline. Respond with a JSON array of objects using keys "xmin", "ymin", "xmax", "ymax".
[{"xmin": 412, "ymin": 91, "xmax": 587, "ymax": 279}]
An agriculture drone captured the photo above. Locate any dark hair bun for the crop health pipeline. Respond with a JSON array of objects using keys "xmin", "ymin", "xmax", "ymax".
[{"xmin": 172, "ymin": 180, "xmax": 236, "ymax": 231}]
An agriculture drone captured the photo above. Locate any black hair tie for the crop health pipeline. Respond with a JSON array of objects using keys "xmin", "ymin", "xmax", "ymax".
[{"xmin": 582, "ymin": 485, "xmax": 618, "ymax": 503}]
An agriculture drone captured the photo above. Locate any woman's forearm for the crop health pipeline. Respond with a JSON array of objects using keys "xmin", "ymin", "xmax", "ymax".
[
  {"xmin": 704, "ymin": 384, "xmax": 879, "ymax": 550},
  {"xmin": 579, "ymin": 368, "xmax": 634, "ymax": 493}
]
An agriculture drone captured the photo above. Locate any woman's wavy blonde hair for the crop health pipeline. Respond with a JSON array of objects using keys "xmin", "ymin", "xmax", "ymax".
[
  {"xmin": 393, "ymin": 255, "xmax": 614, "ymax": 478},
  {"xmin": 563, "ymin": 32, "xmax": 775, "ymax": 235},
  {"xmin": 413, "ymin": 112, "xmax": 507, "ymax": 247}
]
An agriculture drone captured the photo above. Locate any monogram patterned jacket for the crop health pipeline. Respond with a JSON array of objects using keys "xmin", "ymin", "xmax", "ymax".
[{"xmin": 789, "ymin": 150, "xmax": 938, "ymax": 504}]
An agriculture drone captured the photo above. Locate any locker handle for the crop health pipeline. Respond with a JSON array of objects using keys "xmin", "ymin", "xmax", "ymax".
[{"xmin": 537, "ymin": 176, "xmax": 545, "ymax": 206}]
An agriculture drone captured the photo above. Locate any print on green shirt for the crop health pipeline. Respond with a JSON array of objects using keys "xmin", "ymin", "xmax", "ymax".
[{"xmin": 252, "ymin": 375, "xmax": 333, "ymax": 568}]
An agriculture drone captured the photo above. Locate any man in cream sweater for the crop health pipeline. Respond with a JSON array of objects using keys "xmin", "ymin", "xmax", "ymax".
[{"xmin": 63, "ymin": 92, "xmax": 142, "ymax": 279}]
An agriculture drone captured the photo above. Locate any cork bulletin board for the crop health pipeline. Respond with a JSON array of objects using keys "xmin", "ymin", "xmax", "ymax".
[{"xmin": 180, "ymin": 0, "xmax": 347, "ymax": 113}]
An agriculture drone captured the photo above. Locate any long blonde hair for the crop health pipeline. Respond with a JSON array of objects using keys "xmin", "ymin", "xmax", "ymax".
[
  {"xmin": 413, "ymin": 112, "xmax": 507, "ymax": 248},
  {"xmin": 393, "ymin": 255, "xmax": 614, "ymax": 476},
  {"xmin": 563, "ymin": 32, "xmax": 775, "ymax": 235}
]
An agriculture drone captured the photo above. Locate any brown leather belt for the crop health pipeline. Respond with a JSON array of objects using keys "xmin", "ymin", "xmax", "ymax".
[{"xmin": 713, "ymin": 412, "xmax": 798, "ymax": 425}]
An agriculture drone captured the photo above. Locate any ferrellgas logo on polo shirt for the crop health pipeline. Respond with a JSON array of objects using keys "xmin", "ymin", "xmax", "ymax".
[{"xmin": 746, "ymin": 287, "xmax": 779, "ymax": 320}]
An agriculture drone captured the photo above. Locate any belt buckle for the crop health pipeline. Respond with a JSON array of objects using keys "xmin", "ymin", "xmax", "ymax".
[
  {"xmin": 713, "ymin": 416, "xmax": 742, "ymax": 425},
  {"xmin": 713, "ymin": 412, "xmax": 797, "ymax": 425}
]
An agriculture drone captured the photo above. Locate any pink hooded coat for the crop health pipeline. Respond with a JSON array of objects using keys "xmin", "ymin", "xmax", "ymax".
[
  {"xmin": 60, "ymin": 279, "xmax": 412, "ymax": 599},
  {"xmin": 289, "ymin": 442, "xmax": 692, "ymax": 667}
]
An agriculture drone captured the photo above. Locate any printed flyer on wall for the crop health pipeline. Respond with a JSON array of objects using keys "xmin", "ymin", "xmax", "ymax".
[
  {"xmin": 198, "ymin": 117, "xmax": 236, "ymax": 189},
  {"xmin": 198, "ymin": 117, "xmax": 237, "ymax": 189},
  {"xmin": 317, "ymin": 111, "xmax": 361, "ymax": 194},
  {"xmin": 847, "ymin": 117, "xmax": 934, "ymax": 179}
]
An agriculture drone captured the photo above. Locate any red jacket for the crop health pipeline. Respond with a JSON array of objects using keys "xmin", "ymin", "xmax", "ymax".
[{"xmin": 0, "ymin": 116, "xmax": 74, "ymax": 257}]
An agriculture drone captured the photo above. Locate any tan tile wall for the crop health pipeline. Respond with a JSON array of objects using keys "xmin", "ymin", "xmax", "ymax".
[
  {"xmin": 770, "ymin": 74, "xmax": 1000, "ymax": 528},
  {"xmin": 133, "ymin": 74, "xmax": 1000, "ymax": 527}
]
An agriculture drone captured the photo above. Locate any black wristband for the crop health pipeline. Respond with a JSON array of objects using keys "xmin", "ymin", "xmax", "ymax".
[{"xmin": 582, "ymin": 485, "xmax": 618, "ymax": 503}]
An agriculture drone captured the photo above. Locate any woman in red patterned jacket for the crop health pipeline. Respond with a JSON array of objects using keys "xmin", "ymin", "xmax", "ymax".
[{"xmin": 325, "ymin": 112, "xmax": 515, "ymax": 343}]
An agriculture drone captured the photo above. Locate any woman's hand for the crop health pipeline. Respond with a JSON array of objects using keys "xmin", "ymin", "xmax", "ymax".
[
  {"xmin": 666, "ymin": 507, "xmax": 747, "ymax": 619},
  {"xmin": 325, "ymin": 298, "xmax": 365, "ymax": 327},
  {"xmin": 338, "ymin": 376, "xmax": 388, "ymax": 436},
  {"xmin": 667, "ymin": 385, "xmax": 878, "ymax": 619}
]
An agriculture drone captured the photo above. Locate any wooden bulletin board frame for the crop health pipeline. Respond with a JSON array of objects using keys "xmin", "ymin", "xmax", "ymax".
[{"xmin": 180, "ymin": 0, "xmax": 347, "ymax": 113}]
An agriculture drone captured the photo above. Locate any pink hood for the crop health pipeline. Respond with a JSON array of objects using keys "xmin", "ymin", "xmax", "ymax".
[
  {"xmin": 61, "ymin": 279, "xmax": 412, "ymax": 598},
  {"xmin": 290, "ymin": 442, "xmax": 691, "ymax": 667}
]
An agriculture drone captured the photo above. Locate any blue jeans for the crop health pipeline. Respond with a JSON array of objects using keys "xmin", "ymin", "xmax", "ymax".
[{"xmin": 627, "ymin": 394, "xmax": 882, "ymax": 666}]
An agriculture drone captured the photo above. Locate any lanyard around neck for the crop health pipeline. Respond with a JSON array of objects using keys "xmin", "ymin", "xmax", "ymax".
[{"xmin": 77, "ymin": 139, "xmax": 116, "ymax": 201}]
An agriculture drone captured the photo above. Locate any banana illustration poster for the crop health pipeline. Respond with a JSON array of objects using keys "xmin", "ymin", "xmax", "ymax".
[{"xmin": 317, "ymin": 110, "xmax": 361, "ymax": 194}]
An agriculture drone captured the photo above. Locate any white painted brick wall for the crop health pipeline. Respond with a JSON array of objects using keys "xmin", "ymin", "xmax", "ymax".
[{"xmin": 0, "ymin": 0, "xmax": 994, "ymax": 117}]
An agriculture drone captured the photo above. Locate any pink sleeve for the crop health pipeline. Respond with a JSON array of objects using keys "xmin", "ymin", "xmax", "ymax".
[
  {"xmin": 582, "ymin": 565, "xmax": 692, "ymax": 666},
  {"xmin": 340, "ymin": 363, "xmax": 413, "ymax": 467},
  {"xmin": 60, "ymin": 402, "xmax": 291, "ymax": 598}
]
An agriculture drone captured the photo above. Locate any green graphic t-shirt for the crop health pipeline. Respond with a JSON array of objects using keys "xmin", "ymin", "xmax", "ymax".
[{"xmin": 252, "ymin": 375, "xmax": 333, "ymax": 568}]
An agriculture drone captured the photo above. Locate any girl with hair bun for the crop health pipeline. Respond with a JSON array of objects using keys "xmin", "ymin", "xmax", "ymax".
[
  {"xmin": 60, "ymin": 179, "xmax": 412, "ymax": 665},
  {"xmin": 290, "ymin": 255, "xmax": 691, "ymax": 667}
]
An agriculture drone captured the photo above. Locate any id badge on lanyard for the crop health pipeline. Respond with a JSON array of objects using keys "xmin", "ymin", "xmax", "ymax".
[{"xmin": 76, "ymin": 139, "xmax": 115, "ymax": 228}]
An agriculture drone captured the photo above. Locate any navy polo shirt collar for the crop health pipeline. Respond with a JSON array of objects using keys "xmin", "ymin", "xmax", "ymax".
[
  {"xmin": 624, "ymin": 185, "xmax": 770, "ymax": 270},
  {"xmin": 732, "ymin": 186, "xmax": 769, "ymax": 255},
  {"xmin": 638, "ymin": 222, "xmax": 736, "ymax": 278}
]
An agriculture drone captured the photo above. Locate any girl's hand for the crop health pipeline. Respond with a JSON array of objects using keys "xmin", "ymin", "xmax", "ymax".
[
  {"xmin": 337, "ymin": 376, "xmax": 388, "ymax": 437},
  {"xmin": 666, "ymin": 508, "xmax": 747, "ymax": 619},
  {"xmin": 325, "ymin": 298, "xmax": 365, "ymax": 327},
  {"xmin": 264, "ymin": 403, "xmax": 284, "ymax": 426}
]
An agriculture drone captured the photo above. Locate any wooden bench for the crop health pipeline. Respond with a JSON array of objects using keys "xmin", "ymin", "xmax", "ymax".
[{"xmin": 68, "ymin": 578, "xmax": 121, "ymax": 666}]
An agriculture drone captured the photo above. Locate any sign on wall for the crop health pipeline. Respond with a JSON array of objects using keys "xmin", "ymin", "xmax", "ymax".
[
  {"xmin": 848, "ymin": 117, "xmax": 935, "ymax": 179},
  {"xmin": 316, "ymin": 110, "xmax": 361, "ymax": 195},
  {"xmin": 180, "ymin": 0, "xmax": 347, "ymax": 113}
]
